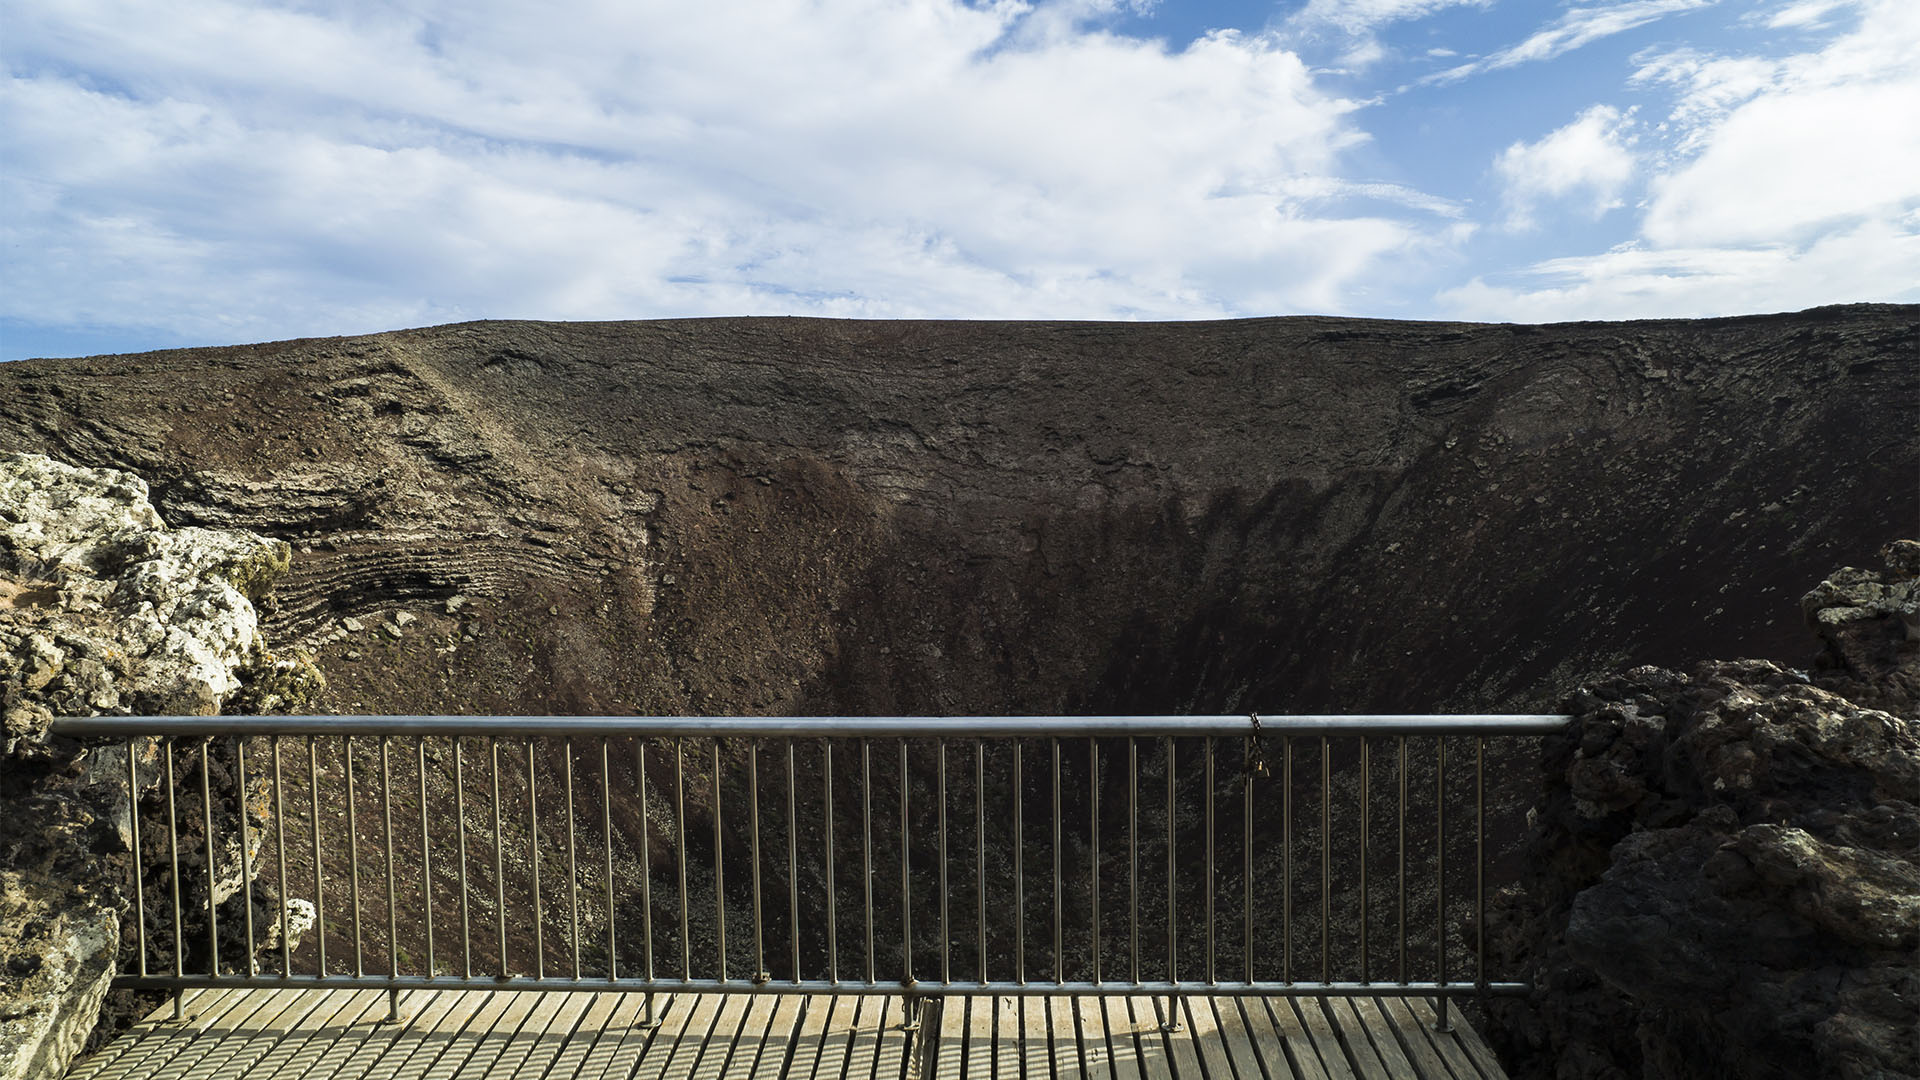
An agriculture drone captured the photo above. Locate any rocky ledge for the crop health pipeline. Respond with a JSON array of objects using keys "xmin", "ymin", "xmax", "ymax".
[
  {"xmin": 0, "ymin": 453, "xmax": 321, "ymax": 1080},
  {"xmin": 1489, "ymin": 541, "xmax": 1919, "ymax": 1080}
]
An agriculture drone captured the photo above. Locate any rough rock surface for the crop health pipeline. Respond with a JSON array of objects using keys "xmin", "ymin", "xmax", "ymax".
[
  {"xmin": 1488, "ymin": 542, "xmax": 1920, "ymax": 1080},
  {"xmin": 0, "ymin": 307, "xmax": 1912, "ymax": 721},
  {"xmin": 0, "ymin": 453, "xmax": 319, "ymax": 1080}
]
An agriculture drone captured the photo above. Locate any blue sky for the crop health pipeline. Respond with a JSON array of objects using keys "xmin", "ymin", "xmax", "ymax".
[{"xmin": 3, "ymin": 0, "xmax": 1916, "ymax": 360}]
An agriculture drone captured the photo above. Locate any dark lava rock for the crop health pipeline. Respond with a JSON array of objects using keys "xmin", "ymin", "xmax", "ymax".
[{"xmin": 1488, "ymin": 542, "xmax": 1920, "ymax": 1080}]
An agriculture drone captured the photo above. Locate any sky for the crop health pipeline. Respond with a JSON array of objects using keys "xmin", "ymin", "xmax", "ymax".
[{"xmin": 3, "ymin": 0, "xmax": 1917, "ymax": 360}]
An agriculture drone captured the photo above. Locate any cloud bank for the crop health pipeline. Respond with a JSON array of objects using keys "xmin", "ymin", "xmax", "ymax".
[{"xmin": 2, "ymin": 0, "xmax": 1458, "ymax": 345}]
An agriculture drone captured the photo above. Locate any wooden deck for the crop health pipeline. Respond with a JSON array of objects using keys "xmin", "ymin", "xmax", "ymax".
[{"xmin": 66, "ymin": 988, "xmax": 1509, "ymax": 1079}]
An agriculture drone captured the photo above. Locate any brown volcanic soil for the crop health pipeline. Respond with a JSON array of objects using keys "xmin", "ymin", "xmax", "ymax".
[{"xmin": 3, "ymin": 307, "xmax": 1913, "ymax": 719}]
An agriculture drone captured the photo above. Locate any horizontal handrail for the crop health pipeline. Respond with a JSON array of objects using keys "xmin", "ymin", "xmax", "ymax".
[
  {"xmin": 90, "ymin": 714, "xmax": 1563, "ymax": 1032},
  {"xmin": 107, "ymin": 972, "xmax": 1531, "ymax": 998},
  {"xmin": 49, "ymin": 713, "xmax": 1570, "ymax": 738}
]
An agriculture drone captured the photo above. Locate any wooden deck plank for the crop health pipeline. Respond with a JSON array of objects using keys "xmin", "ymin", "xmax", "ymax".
[
  {"xmin": 567, "ymin": 991, "xmax": 659, "ymax": 1080},
  {"xmin": 733, "ymin": 991, "xmax": 794, "ymax": 1076},
  {"xmin": 417, "ymin": 988, "xmax": 542, "ymax": 1080},
  {"xmin": 840, "ymin": 996, "xmax": 890, "ymax": 1080},
  {"xmin": 1102, "ymin": 997, "xmax": 1144, "ymax": 1080},
  {"xmin": 249, "ymin": 988, "xmax": 387, "ymax": 1080},
  {"xmin": 803, "ymin": 993, "xmax": 866, "ymax": 1080},
  {"xmin": 297, "ymin": 991, "xmax": 441, "ymax": 1080},
  {"xmin": 77, "ymin": 988, "xmax": 263, "ymax": 1080},
  {"xmin": 69, "ymin": 987, "xmax": 1509, "ymax": 1080},
  {"xmin": 521, "ymin": 992, "xmax": 627, "ymax": 1080},
  {"xmin": 781, "ymin": 993, "xmax": 841, "ymax": 1080},
  {"xmin": 987, "ymin": 997, "xmax": 1021, "ymax": 1080},
  {"xmin": 1175, "ymin": 997, "xmax": 1237, "ymax": 1080},
  {"xmin": 1286, "ymin": 996, "xmax": 1359, "ymax": 1080},
  {"xmin": 1045, "ymin": 994, "xmax": 1081, "ymax": 1079},
  {"xmin": 623, "ymin": 993, "xmax": 703, "ymax": 1080},
  {"xmin": 210, "ymin": 989, "xmax": 355, "ymax": 1080},
  {"xmin": 1405, "ymin": 998, "xmax": 1503, "ymax": 1080},
  {"xmin": 929, "ymin": 996, "xmax": 969, "ymax": 1080},
  {"xmin": 685, "ymin": 993, "xmax": 752, "ymax": 1080},
  {"xmin": 643, "ymin": 993, "xmax": 726, "ymax": 1080},
  {"xmin": 361, "ymin": 988, "xmax": 475, "ymax": 1080},
  {"xmin": 1327, "ymin": 998, "xmax": 1413, "ymax": 1080},
  {"xmin": 1370, "ymin": 997, "xmax": 1459, "ymax": 1080},
  {"xmin": 1158, "ymin": 1000, "xmax": 1206, "ymax": 1080},
  {"xmin": 1397, "ymin": 999, "xmax": 1485, "ymax": 1080},
  {"xmin": 482, "ymin": 989, "xmax": 595, "ymax": 1080},
  {"xmin": 1071, "ymin": 996, "xmax": 1114, "ymax": 1080}
]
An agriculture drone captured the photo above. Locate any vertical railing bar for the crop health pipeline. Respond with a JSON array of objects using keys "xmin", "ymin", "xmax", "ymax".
[
  {"xmin": 201, "ymin": 738, "xmax": 219, "ymax": 977},
  {"xmin": 346, "ymin": 736, "xmax": 361, "ymax": 978},
  {"xmin": 237, "ymin": 739, "xmax": 255, "ymax": 976},
  {"xmin": 273, "ymin": 737, "xmax": 289, "ymax": 977},
  {"xmin": 1051, "ymin": 736, "xmax": 1062, "ymax": 986},
  {"xmin": 1243, "ymin": 734, "xmax": 1254, "ymax": 985},
  {"xmin": 861, "ymin": 738, "xmax": 873, "ymax": 986},
  {"xmin": 1090, "ymin": 738, "xmax": 1101, "ymax": 986},
  {"xmin": 975, "ymin": 741, "xmax": 985, "ymax": 985},
  {"xmin": 499, "ymin": 734, "xmax": 514, "ymax": 972},
  {"xmin": 528, "ymin": 739, "xmax": 543, "ymax": 980},
  {"xmin": 1128, "ymin": 737, "xmax": 1138, "ymax": 986},
  {"xmin": 127, "ymin": 740, "xmax": 148, "ymax": 977},
  {"xmin": 382, "ymin": 737, "xmax": 396, "ymax": 979},
  {"xmin": 167, "ymin": 739, "xmax": 183, "ymax": 1015},
  {"xmin": 1319, "ymin": 734, "xmax": 1329, "ymax": 985},
  {"xmin": 454, "ymin": 738, "xmax": 470, "ymax": 980},
  {"xmin": 307, "ymin": 736, "xmax": 324, "ymax": 978},
  {"xmin": 601, "ymin": 738, "xmax": 615, "ymax": 982},
  {"xmin": 900, "ymin": 738, "xmax": 913, "ymax": 986},
  {"xmin": 1204, "ymin": 736, "xmax": 1215, "ymax": 987},
  {"xmin": 1165, "ymin": 736, "xmax": 1177, "ymax": 988},
  {"xmin": 787, "ymin": 734, "xmax": 802, "ymax": 980},
  {"xmin": 1166, "ymin": 735, "xmax": 1181, "ymax": 1031},
  {"xmin": 751, "ymin": 740, "xmax": 765, "ymax": 981},
  {"xmin": 824, "ymin": 740, "xmax": 837, "ymax": 986},
  {"xmin": 491, "ymin": 737, "xmax": 505, "ymax": 976},
  {"xmin": 566, "ymin": 737, "xmax": 580, "ymax": 981},
  {"xmin": 1436, "ymin": 735, "xmax": 1450, "ymax": 1032},
  {"xmin": 418, "ymin": 737, "xmax": 433, "ymax": 979},
  {"xmin": 712, "ymin": 739, "xmax": 726, "ymax": 983},
  {"xmin": 786, "ymin": 739, "xmax": 800, "ymax": 985},
  {"xmin": 1476, "ymin": 734, "xmax": 1486, "ymax": 992},
  {"xmin": 1397, "ymin": 735, "xmax": 1407, "ymax": 985},
  {"xmin": 1013, "ymin": 739, "xmax": 1024, "ymax": 986},
  {"xmin": 1360, "ymin": 735, "xmax": 1370, "ymax": 985},
  {"xmin": 638, "ymin": 739, "xmax": 655, "ymax": 982},
  {"xmin": 937, "ymin": 738, "xmax": 949, "ymax": 985},
  {"xmin": 1281, "ymin": 734, "xmax": 1291, "ymax": 985},
  {"xmin": 674, "ymin": 738, "xmax": 689, "ymax": 981}
]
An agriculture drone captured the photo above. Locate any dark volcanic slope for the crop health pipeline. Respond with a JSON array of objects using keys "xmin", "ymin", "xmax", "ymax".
[{"xmin": 1, "ymin": 306, "xmax": 1913, "ymax": 717}]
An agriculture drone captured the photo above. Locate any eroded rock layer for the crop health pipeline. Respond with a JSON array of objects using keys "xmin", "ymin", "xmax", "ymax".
[{"xmin": 0, "ymin": 307, "xmax": 1913, "ymax": 719}]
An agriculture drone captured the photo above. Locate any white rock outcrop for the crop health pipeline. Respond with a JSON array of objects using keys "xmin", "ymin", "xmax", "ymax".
[{"xmin": 0, "ymin": 453, "xmax": 319, "ymax": 1080}]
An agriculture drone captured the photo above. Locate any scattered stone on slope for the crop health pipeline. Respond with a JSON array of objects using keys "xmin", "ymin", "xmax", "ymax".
[
  {"xmin": 1488, "ymin": 542, "xmax": 1920, "ymax": 1080},
  {"xmin": 0, "ymin": 453, "xmax": 322, "ymax": 1080}
]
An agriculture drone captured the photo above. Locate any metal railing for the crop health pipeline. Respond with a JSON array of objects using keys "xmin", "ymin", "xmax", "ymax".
[{"xmin": 52, "ymin": 714, "xmax": 1565, "ymax": 1031}]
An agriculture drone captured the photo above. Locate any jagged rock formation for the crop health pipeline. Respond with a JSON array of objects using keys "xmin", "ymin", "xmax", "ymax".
[
  {"xmin": 1487, "ymin": 542, "xmax": 1920, "ymax": 1080},
  {"xmin": 0, "ymin": 306, "xmax": 1912, "ymax": 723},
  {"xmin": 0, "ymin": 454, "xmax": 320, "ymax": 1080}
]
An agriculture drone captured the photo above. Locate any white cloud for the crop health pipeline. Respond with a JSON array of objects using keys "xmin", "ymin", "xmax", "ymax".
[
  {"xmin": 2, "ymin": 0, "xmax": 1465, "ymax": 343},
  {"xmin": 1494, "ymin": 105, "xmax": 1638, "ymax": 228},
  {"xmin": 1444, "ymin": 0, "xmax": 1920, "ymax": 319},
  {"xmin": 1428, "ymin": 0, "xmax": 1717, "ymax": 83},
  {"xmin": 1292, "ymin": 0, "xmax": 1491, "ymax": 35}
]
